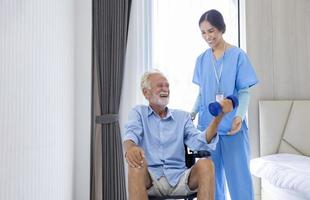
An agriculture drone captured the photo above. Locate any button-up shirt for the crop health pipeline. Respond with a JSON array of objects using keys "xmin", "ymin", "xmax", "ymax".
[{"xmin": 123, "ymin": 105, "xmax": 218, "ymax": 187}]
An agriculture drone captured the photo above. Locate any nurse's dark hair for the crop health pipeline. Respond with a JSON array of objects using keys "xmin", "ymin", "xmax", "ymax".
[{"xmin": 199, "ymin": 9, "xmax": 226, "ymax": 34}]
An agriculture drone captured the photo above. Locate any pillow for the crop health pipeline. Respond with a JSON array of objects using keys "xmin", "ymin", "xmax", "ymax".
[{"xmin": 250, "ymin": 153, "xmax": 310, "ymax": 199}]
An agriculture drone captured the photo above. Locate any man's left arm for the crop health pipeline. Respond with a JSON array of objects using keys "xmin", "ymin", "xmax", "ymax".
[
  {"xmin": 205, "ymin": 113, "xmax": 224, "ymax": 143},
  {"xmin": 205, "ymin": 98, "xmax": 233, "ymax": 142},
  {"xmin": 184, "ymin": 115, "xmax": 218, "ymax": 151}
]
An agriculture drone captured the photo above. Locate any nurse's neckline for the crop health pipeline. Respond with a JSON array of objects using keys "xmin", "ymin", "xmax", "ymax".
[{"xmin": 212, "ymin": 43, "xmax": 234, "ymax": 61}]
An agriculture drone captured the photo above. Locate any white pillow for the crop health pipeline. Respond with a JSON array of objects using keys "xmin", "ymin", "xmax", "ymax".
[{"xmin": 250, "ymin": 153, "xmax": 310, "ymax": 199}]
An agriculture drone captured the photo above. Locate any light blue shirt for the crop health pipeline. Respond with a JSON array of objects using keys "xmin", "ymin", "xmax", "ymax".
[{"xmin": 123, "ymin": 105, "xmax": 218, "ymax": 187}]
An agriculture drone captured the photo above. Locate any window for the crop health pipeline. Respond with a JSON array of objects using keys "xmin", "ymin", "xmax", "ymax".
[{"xmin": 151, "ymin": 0, "xmax": 239, "ymax": 111}]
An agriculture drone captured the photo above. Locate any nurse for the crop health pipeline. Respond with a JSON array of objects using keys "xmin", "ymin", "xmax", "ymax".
[{"xmin": 191, "ymin": 9, "xmax": 258, "ymax": 200}]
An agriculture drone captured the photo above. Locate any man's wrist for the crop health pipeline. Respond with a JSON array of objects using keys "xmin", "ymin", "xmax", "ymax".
[
  {"xmin": 124, "ymin": 140, "xmax": 137, "ymax": 153},
  {"xmin": 214, "ymin": 115, "xmax": 223, "ymax": 124}
]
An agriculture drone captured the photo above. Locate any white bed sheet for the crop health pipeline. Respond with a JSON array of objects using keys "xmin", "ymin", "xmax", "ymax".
[
  {"xmin": 250, "ymin": 153, "xmax": 310, "ymax": 199},
  {"xmin": 262, "ymin": 180, "xmax": 308, "ymax": 200}
]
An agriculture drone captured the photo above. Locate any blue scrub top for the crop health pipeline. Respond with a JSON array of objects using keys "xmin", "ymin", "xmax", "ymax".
[{"xmin": 192, "ymin": 46, "xmax": 258, "ymax": 134}]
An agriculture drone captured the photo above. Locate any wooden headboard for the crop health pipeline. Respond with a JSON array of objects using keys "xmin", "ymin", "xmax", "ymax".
[{"xmin": 259, "ymin": 100, "xmax": 310, "ymax": 157}]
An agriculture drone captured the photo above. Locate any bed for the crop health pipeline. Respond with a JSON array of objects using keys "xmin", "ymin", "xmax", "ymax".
[{"xmin": 250, "ymin": 100, "xmax": 310, "ymax": 200}]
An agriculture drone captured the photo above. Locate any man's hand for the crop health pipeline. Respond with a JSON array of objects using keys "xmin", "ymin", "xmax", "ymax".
[
  {"xmin": 229, "ymin": 116, "xmax": 242, "ymax": 135},
  {"xmin": 220, "ymin": 99, "xmax": 233, "ymax": 113},
  {"xmin": 125, "ymin": 145, "xmax": 145, "ymax": 168},
  {"xmin": 206, "ymin": 98, "xmax": 235, "ymax": 142}
]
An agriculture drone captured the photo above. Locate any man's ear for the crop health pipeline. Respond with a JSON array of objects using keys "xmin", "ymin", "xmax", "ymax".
[{"xmin": 142, "ymin": 88, "xmax": 149, "ymax": 99}]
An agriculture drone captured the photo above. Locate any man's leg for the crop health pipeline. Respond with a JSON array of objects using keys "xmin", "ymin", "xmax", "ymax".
[
  {"xmin": 128, "ymin": 158, "xmax": 152, "ymax": 200},
  {"xmin": 187, "ymin": 158, "xmax": 215, "ymax": 200}
]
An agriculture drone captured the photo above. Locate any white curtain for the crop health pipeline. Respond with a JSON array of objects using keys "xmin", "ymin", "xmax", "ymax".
[
  {"xmin": 119, "ymin": 0, "xmax": 152, "ymax": 136},
  {"xmin": 119, "ymin": 1, "xmax": 153, "ymax": 196}
]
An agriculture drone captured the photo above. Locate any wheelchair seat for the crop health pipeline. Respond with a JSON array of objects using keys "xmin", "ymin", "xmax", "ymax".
[{"xmin": 149, "ymin": 193, "xmax": 197, "ymax": 200}]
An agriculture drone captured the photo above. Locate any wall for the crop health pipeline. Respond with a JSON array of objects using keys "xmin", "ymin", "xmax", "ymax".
[
  {"xmin": 0, "ymin": 0, "xmax": 74, "ymax": 199},
  {"xmin": 73, "ymin": 0, "xmax": 92, "ymax": 199},
  {"xmin": 245, "ymin": 0, "xmax": 310, "ymax": 199}
]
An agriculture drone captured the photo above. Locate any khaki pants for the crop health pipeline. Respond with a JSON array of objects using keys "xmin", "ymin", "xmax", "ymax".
[{"xmin": 147, "ymin": 168, "xmax": 197, "ymax": 197}]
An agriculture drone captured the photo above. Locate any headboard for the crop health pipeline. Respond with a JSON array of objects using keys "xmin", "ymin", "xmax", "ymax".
[{"xmin": 259, "ymin": 100, "xmax": 310, "ymax": 157}]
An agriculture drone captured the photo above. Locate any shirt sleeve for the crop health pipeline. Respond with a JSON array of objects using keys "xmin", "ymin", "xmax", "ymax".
[
  {"xmin": 123, "ymin": 108, "xmax": 144, "ymax": 145},
  {"xmin": 183, "ymin": 113, "xmax": 218, "ymax": 151},
  {"xmin": 235, "ymin": 51, "xmax": 259, "ymax": 90}
]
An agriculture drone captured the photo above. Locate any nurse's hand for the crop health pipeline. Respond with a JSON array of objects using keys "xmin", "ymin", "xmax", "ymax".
[
  {"xmin": 229, "ymin": 116, "xmax": 242, "ymax": 135},
  {"xmin": 190, "ymin": 112, "xmax": 197, "ymax": 120}
]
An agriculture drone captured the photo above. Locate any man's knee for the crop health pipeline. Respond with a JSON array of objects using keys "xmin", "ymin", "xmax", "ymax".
[
  {"xmin": 128, "ymin": 158, "xmax": 152, "ymax": 187},
  {"xmin": 128, "ymin": 158, "xmax": 148, "ymax": 177},
  {"xmin": 129, "ymin": 165, "xmax": 145, "ymax": 176},
  {"xmin": 188, "ymin": 158, "xmax": 215, "ymax": 190},
  {"xmin": 195, "ymin": 158, "xmax": 214, "ymax": 177}
]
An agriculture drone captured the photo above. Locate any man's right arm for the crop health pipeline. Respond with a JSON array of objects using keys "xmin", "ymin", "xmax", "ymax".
[
  {"xmin": 123, "ymin": 107, "xmax": 145, "ymax": 168},
  {"xmin": 124, "ymin": 140, "xmax": 145, "ymax": 168}
]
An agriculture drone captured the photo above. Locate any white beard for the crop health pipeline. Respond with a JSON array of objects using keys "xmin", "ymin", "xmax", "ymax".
[{"xmin": 150, "ymin": 94, "xmax": 169, "ymax": 107}]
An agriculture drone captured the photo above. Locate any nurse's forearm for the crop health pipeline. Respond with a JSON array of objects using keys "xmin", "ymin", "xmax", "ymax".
[
  {"xmin": 206, "ymin": 113, "xmax": 223, "ymax": 143},
  {"xmin": 235, "ymin": 87, "xmax": 250, "ymax": 120},
  {"xmin": 191, "ymin": 93, "xmax": 201, "ymax": 114}
]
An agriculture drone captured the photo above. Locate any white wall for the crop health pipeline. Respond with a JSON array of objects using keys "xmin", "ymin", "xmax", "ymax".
[
  {"xmin": 0, "ymin": 0, "xmax": 75, "ymax": 199},
  {"xmin": 73, "ymin": 0, "xmax": 92, "ymax": 199},
  {"xmin": 245, "ymin": 0, "xmax": 310, "ymax": 199}
]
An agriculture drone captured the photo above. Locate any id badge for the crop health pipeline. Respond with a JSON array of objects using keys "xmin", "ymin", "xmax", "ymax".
[{"xmin": 215, "ymin": 92, "xmax": 224, "ymax": 102}]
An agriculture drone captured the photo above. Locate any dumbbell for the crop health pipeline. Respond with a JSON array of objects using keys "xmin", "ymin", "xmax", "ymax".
[{"xmin": 208, "ymin": 95, "xmax": 239, "ymax": 116}]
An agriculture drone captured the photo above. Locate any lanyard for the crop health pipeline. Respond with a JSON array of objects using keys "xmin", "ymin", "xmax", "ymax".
[{"xmin": 211, "ymin": 43, "xmax": 226, "ymax": 92}]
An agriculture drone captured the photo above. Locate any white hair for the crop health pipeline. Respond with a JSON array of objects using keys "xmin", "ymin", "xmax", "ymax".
[{"xmin": 140, "ymin": 69, "xmax": 164, "ymax": 91}]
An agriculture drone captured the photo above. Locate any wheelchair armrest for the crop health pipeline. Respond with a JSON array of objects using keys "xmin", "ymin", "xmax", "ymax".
[
  {"xmin": 185, "ymin": 145, "xmax": 211, "ymax": 168},
  {"xmin": 196, "ymin": 150, "xmax": 211, "ymax": 157},
  {"xmin": 188, "ymin": 150, "xmax": 211, "ymax": 158}
]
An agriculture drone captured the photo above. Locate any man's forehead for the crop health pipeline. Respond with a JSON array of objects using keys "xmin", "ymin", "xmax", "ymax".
[{"xmin": 149, "ymin": 73, "xmax": 168, "ymax": 82}]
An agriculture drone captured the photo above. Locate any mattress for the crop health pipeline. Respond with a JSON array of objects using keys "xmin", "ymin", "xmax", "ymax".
[{"xmin": 250, "ymin": 153, "xmax": 310, "ymax": 199}]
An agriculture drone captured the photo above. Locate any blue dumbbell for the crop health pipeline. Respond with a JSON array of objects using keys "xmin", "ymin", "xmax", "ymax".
[{"xmin": 208, "ymin": 95, "xmax": 239, "ymax": 116}]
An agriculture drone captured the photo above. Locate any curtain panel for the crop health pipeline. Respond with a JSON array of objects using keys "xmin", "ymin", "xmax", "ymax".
[{"xmin": 91, "ymin": 0, "xmax": 131, "ymax": 199}]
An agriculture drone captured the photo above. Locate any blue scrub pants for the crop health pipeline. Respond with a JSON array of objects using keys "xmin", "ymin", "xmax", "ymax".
[{"xmin": 211, "ymin": 129, "xmax": 254, "ymax": 200}]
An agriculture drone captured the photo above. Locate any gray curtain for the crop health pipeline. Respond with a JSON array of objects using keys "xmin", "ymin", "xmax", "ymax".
[{"xmin": 91, "ymin": 0, "xmax": 131, "ymax": 199}]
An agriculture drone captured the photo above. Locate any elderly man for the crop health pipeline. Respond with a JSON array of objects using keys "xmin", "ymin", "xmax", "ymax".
[{"xmin": 123, "ymin": 70, "xmax": 233, "ymax": 200}]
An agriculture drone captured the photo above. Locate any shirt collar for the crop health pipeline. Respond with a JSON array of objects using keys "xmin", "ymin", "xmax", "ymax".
[{"xmin": 147, "ymin": 105, "xmax": 175, "ymax": 120}]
